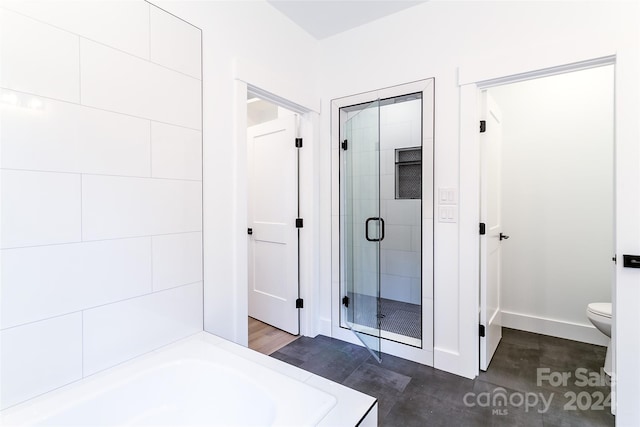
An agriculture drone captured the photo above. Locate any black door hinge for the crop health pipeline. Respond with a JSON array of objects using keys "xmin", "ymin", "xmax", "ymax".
[
  {"xmin": 479, "ymin": 223, "xmax": 486, "ymax": 235},
  {"xmin": 247, "ymin": 228, "xmax": 253, "ymax": 235},
  {"xmin": 479, "ymin": 324, "xmax": 486, "ymax": 337},
  {"xmin": 480, "ymin": 120, "xmax": 486, "ymax": 133},
  {"xmin": 295, "ymin": 218, "xmax": 303, "ymax": 228},
  {"xmin": 296, "ymin": 298, "xmax": 304, "ymax": 309},
  {"xmin": 341, "ymin": 140, "xmax": 348, "ymax": 150},
  {"xmin": 295, "ymin": 138, "xmax": 303, "ymax": 148},
  {"xmin": 342, "ymin": 296, "xmax": 350, "ymax": 308}
]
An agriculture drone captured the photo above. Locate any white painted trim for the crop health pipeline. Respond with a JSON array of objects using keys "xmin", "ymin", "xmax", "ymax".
[
  {"xmin": 329, "ymin": 79, "xmax": 435, "ymax": 367},
  {"xmin": 233, "ymin": 58, "xmax": 320, "ymax": 113},
  {"xmin": 458, "ymin": 50, "xmax": 616, "ymax": 86},
  {"xmin": 448, "ymin": 83, "xmax": 481, "ymax": 380},
  {"xmin": 501, "ymin": 311, "xmax": 609, "ymax": 347},
  {"xmin": 232, "ymin": 79, "xmax": 249, "ymax": 346},
  {"xmin": 232, "ymin": 65, "xmax": 320, "ymax": 344},
  {"xmin": 458, "ymin": 52, "xmax": 640, "ymax": 421}
]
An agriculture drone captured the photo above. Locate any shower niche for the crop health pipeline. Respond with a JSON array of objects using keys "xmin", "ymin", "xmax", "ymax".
[{"xmin": 332, "ymin": 79, "xmax": 434, "ymax": 361}]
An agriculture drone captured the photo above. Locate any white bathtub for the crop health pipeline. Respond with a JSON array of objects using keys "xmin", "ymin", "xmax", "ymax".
[{"xmin": 0, "ymin": 332, "xmax": 377, "ymax": 426}]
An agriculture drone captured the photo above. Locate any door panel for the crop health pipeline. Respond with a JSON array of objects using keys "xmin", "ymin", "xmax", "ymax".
[
  {"xmin": 480, "ymin": 91, "xmax": 503, "ymax": 370},
  {"xmin": 248, "ymin": 115, "xmax": 299, "ymax": 335},
  {"xmin": 340, "ymin": 99, "xmax": 382, "ymax": 361}
]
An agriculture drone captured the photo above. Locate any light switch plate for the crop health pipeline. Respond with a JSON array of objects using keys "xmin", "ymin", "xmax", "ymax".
[
  {"xmin": 438, "ymin": 206, "xmax": 457, "ymax": 223},
  {"xmin": 438, "ymin": 188, "xmax": 458, "ymax": 205}
]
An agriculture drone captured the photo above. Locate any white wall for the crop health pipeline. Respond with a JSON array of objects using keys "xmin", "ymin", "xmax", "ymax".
[
  {"xmin": 153, "ymin": 0, "xmax": 319, "ymax": 344},
  {"xmin": 0, "ymin": 1, "xmax": 203, "ymax": 409},
  {"xmin": 316, "ymin": 1, "xmax": 639, "ymax": 423},
  {"xmin": 489, "ymin": 66, "xmax": 613, "ymax": 344}
]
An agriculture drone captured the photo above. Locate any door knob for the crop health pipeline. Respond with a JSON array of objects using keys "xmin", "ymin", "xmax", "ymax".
[{"xmin": 499, "ymin": 232, "xmax": 510, "ymax": 241}]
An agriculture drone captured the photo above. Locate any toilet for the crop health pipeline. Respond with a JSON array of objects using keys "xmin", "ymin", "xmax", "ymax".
[{"xmin": 586, "ymin": 302, "xmax": 612, "ymax": 375}]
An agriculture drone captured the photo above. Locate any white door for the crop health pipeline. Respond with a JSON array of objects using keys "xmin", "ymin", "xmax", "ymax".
[
  {"xmin": 480, "ymin": 91, "xmax": 504, "ymax": 370},
  {"xmin": 247, "ymin": 115, "xmax": 299, "ymax": 335}
]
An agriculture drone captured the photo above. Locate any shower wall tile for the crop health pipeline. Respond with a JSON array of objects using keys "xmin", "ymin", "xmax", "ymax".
[
  {"xmin": 380, "ymin": 274, "xmax": 412, "ymax": 303},
  {"xmin": 0, "ymin": 89, "xmax": 151, "ymax": 177},
  {"xmin": 0, "ymin": 313, "xmax": 82, "ymax": 410},
  {"xmin": 0, "ymin": 9, "xmax": 79, "ymax": 102},
  {"xmin": 1, "ymin": 170, "xmax": 81, "ymax": 249},
  {"xmin": 81, "ymin": 175, "xmax": 202, "ymax": 241},
  {"xmin": 82, "ymin": 282, "xmax": 203, "ymax": 376},
  {"xmin": 386, "ymin": 200, "xmax": 416, "ymax": 226},
  {"xmin": 382, "ymin": 225, "xmax": 412, "ymax": 251},
  {"xmin": 1, "ymin": 238, "xmax": 152, "ymax": 329},
  {"xmin": 80, "ymin": 39, "xmax": 202, "ymax": 130},
  {"xmin": 151, "ymin": 122, "xmax": 202, "ymax": 180},
  {"xmin": 383, "ymin": 250, "xmax": 421, "ymax": 278},
  {"xmin": 150, "ymin": 5, "xmax": 201, "ymax": 79},
  {"xmin": 152, "ymin": 232, "xmax": 203, "ymax": 291},
  {"xmin": 1, "ymin": 0, "xmax": 150, "ymax": 60}
]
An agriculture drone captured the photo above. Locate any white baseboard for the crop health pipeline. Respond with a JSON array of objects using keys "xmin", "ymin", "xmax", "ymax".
[{"xmin": 501, "ymin": 310, "xmax": 609, "ymax": 346}]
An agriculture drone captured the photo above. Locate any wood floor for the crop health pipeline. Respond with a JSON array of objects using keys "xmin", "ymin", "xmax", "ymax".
[{"xmin": 248, "ymin": 317, "xmax": 299, "ymax": 355}]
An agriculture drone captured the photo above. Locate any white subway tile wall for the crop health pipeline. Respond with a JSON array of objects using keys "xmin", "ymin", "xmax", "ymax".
[{"xmin": 0, "ymin": 1, "xmax": 202, "ymax": 409}]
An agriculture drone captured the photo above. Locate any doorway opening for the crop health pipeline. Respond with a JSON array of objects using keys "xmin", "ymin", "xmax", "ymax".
[
  {"xmin": 245, "ymin": 91, "xmax": 302, "ymax": 351},
  {"xmin": 478, "ymin": 65, "xmax": 615, "ymax": 376}
]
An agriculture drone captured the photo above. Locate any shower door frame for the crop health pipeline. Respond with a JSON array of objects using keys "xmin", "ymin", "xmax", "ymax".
[{"xmin": 330, "ymin": 79, "xmax": 435, "ymax": 365}]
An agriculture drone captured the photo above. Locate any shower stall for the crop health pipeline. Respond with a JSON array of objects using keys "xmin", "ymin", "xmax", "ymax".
[{"xmin": 334, "ymin": 80, "xmax": 434, "ymax": 360}]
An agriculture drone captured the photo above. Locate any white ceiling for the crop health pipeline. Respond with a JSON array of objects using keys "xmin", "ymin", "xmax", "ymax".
[{"xmin": 266, "ymin": 0, "xmax": 429, "ymax": 40}]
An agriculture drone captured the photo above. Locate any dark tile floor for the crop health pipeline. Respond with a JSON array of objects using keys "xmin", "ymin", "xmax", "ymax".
[{"xmin": 271, "ymin": 328, "xmax": 614, "ymax": 426}]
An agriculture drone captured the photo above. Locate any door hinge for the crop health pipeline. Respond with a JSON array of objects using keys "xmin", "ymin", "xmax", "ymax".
[
  {"xmin": 479, "ymin": 324, "xmax": 486, "ymax": 337},
  {"xmin": 341, "ymin": 140, "xmax": 348, "ymax": 150},
  {"xmin": 295, "ymin": 138, "xmax": 303, "ymax": 148},
  {"xmin": 247, "ymin": 228, "xmax": 253, "ymax": 235},
  {"xmin": 342, "ymin": 296, "xmax": 350, "ymax": 308},
  {"xmin": 612, "ymin": 254, "xmax": 617, "ymax": 264},
  {"xmin": 296, "ymin": 298, "xmax": 304, "ymax": 309},
  {"xmin": 295, "ymin": 218, "xmax": 303, "ymax": 228},
  {"xmin": 480, "ymin": 120, "xmax": 486, "ymax": 133},
  {"xmin": 479, "ymin": 223, "xmax": 486, "ymax": 235}
]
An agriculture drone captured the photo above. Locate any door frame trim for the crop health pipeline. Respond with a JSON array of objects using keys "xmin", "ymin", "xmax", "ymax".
[
  {"xmin": 330, "ymin": 78, "xmax": 435, "ymax": 366},
  {"xmin": 459, "ymin": 54, "xmax": 618, "ymax": 396},
  {"xmin": 228, "ymin": 58, "xmax": 320, "ymax": 347}
]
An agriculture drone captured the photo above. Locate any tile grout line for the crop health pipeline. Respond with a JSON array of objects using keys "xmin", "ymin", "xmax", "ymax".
[
  {"xmin": 0, "ymin": 167, "xmax": 202, "ymax": 183},
  {"xmin": 0, "ymin": 281, "xmax": 204, "ymax": 333},
  {"xmin": 1, "ymin": 230, "xmax": 203, "ymax": 252},
  {"xmin": 0, "ymin": 87, "xmax": 203, "ymax": 133},
  {"xmin": 2, "ymin": 6, "xmax": 201, "ymax": 81}
]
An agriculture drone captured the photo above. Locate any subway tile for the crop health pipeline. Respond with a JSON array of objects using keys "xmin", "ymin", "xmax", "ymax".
[
  {"xmin": 1, "ymin": 238, "xmax": 152, "ymax": 329},
  {"xmin": 1, "ymin": 89, "xmax": 150, "ymax": 176},
  {"xmin": 1, "ymin": 0, "xmax": 149, "ymax": 59},
  {"xmin": 152, "ymin": 232, "xmax": 202, "ymax": 291},
  {"xmin": 0, "ymin": 313, "xmax": 82, "ymax": 410},
  {"xmin": 82, "ymin": 282, "xmax": 203, "ymax": 376},
  {"xmin": 384, "ymin": 250, "xmax": 421, "ymax": 278},
  {"xmin": 380, "ymin": 274, "xmax": 412, "ymax": 303},
  {"xmin": 386, "ymin": 200, "xmax": 415, "ymax": 225},
  {"xmin": 80, "ymin": 39, "xmax": 201, "ymax": 130},
  {"xmin": 0, "ymin": 9, "xmax": 79, "ymax": 102},
  {"xmin": 381, "ymin": 225, "xmax": 412, "ymax": 251},
  {"xmin": 150, "ymin": 5, "xmax": 201, "ymax": 79},
  {"xmin": 81, "ymin": 175, "xmax": 202, "ymax": 241},
  {"xmin": 1, "ymin": 170, "xmax": 81, "ymax": 248},
  {"xmin": 151, "ymin": 122, "xmax": 202, "ymax": 180}
]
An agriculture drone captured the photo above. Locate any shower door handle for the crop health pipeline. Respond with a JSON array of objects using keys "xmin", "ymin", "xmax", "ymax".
[{"xmin": 365, "ymin": 217, "xmax": 385, "ymax": 242}]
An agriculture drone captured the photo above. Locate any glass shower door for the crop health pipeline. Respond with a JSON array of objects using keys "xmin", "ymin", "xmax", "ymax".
[{"xmin": 341, "ymin": 99, "xmax": 382, "ymax": 361}]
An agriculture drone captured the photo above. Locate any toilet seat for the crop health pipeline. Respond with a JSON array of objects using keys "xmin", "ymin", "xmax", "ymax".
[{"xmin": 587, "ymin": 302, "xmax": 612, "ymax": 318}]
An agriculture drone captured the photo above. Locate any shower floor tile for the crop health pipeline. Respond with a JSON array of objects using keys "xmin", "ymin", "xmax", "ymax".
[{"xmin": 271, "ymin": 328, "xmax": 614, "ymax": 427}]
